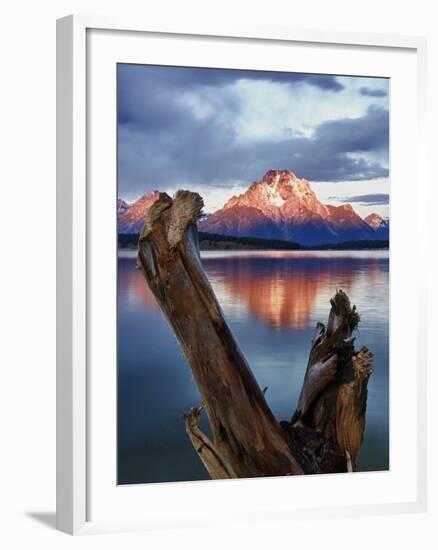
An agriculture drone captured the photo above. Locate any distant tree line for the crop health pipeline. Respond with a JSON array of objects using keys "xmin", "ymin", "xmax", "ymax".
[
  {"xmin": 118, "ymin": 233, "xmax": 140, "ymax": 249},
  {"xmin": 118, "ymin": 231, "xmax": 300, "ymax": 250},
  {"xmin": 310, "ymin": 240, "xmax": 389, "ymax": 250},
  {"xmin": 197, "ymin": 232, "xmax": 301, "ymax": 250},
  {"xmin": 118, "ymin": 231, "xmax": 388, "ymax": 251}
]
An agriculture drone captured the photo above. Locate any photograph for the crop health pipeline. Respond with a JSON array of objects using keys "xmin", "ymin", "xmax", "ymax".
[
  {"xmin": 0, "ymin": 0, "xmax": 430, "ymax": 543},
  {"xmin": 116, "ymin": 63, "xmax": 390, "ymax": 485}
]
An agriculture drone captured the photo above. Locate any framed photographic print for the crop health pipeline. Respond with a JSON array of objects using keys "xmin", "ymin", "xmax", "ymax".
[{"xmin": 56, "ymin": 15, "xmax": 427, "ymax": 535}]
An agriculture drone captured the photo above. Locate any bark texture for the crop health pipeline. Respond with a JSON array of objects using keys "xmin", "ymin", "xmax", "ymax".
[{"xmin": 137, "ymin": 190, "xmax": 373, "ymax": 478}]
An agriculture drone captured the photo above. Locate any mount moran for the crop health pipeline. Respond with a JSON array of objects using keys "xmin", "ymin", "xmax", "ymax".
[{"xmin": 118, "ymin": 170, "xmax": 389, "ymax": 246}]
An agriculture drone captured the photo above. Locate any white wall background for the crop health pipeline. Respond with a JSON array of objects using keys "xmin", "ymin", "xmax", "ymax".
[{"xmin": 0, "ymin": 0, "xmax": 436, "ymax": 547}]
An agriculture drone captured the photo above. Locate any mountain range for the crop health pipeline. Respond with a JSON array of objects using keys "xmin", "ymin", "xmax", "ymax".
[{"xmin": 117, "ymin": 170, "xmax": 389, "ymax": 246}]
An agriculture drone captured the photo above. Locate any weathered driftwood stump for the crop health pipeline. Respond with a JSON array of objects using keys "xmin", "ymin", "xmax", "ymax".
[{"xmin": 137, "ymin": 190, "xmax": 373, "ymax": 478}]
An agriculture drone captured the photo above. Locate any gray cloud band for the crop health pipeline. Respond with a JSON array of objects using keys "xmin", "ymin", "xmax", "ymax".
[
  {"xmin": 329, "ymin": 194, "xmax": 390, "ymax": 205},
  {"xmin": 118, "ymin": 65, "xmax": 389, "ymax": 197}
]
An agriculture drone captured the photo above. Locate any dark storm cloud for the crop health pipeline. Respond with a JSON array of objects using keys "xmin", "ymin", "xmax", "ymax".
[
  {"xmin": 359, "ymin": 86, "xmax": 388, "ymax": 98},
  {"xmin": 118, "ymin": 65, "xmax": 344, "ymax": 126},
  {"xmin": 313, "ymin": 104, "xmax": 389, "ymax": 153},
  {"xmin": 118, "ymin": 65, "xmax": 389, "ymax": 198},
  {"xmin": 330, "ymin": 193, "xmax": 390, "ymax": 205},
  {"xmin": 119, "ymin": 63, "xmax": 342, "ymax": 92}
]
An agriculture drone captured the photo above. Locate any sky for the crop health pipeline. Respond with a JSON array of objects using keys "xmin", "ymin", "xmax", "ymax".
[{"xmin": 118, "ymin": 64, "xmax": 389, "ymax": 218}]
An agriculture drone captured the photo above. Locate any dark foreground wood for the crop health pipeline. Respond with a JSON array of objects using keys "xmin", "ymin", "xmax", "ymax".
[{"xmin": 137, "ymin": 191, "xmax": 373, "ymax": 478}]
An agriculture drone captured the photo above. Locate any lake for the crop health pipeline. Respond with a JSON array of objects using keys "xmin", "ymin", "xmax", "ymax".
[{"xmin": 117, "ymin": 249, "xmax": 389, "ymax": 484}]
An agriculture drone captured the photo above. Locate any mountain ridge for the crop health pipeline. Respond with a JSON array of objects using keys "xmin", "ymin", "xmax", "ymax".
[
  {"xmin": 364, "ymin": 212, "xmax": 389, "ymax": 240},
  {"xmin": 200, "ymin": 170, "xmax": 384, "ymax": 246},
  {"xmin": 117, "ymin": 170, "xmax": 389, "ymax": 245},
  {"xmin": 118, "ymin": 190, "xmax": 160, "ymax": 233}
]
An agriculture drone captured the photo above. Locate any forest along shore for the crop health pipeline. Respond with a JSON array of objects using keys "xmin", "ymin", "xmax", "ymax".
[{"xmin": 118, "ymin": 231, "xmax": 389, "ymax": 252}]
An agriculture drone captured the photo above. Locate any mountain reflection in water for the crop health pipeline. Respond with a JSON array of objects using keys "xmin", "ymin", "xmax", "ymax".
[{"xmin": 117, "ymin": 250, "xmax": 389, "ymax": 484}]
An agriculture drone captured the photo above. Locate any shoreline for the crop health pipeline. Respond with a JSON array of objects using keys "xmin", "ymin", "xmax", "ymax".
[
  {"xmin": 118, "ymin": 248, "xmax": 390, "ymax": 259},
  {"xmin": 118, "ymin": 232, "xmax": 388, "ymax": 253}
]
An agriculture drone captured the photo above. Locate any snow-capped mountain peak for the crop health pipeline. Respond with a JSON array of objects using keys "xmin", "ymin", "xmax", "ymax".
[
  {"xmin": 223, "ymin": 170, "xmax": 327, "ymax": 221},
  {"xmin": 364, "ymin": 213, "xmax": 388, "ymax": 230},
  {"xmin": 200, "ymin": 169, "xmax": 382, "ymax": 246},
  {"xmin": 118, "ymin": 190, "xmax": 160, "ymax": 233}
]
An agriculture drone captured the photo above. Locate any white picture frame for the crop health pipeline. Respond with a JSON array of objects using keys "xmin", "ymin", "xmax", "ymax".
[{"xmin": 56, "ymin": 14, "xmax": 428, "ymax": 535}]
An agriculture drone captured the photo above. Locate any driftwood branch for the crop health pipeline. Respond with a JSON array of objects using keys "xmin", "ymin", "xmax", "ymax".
[
  {"xmin": 182, "ymin": 407, "xmax": 237, "ymax": 480},
  {"xmin": 137, "ymin": 190, "xmax": 373, "ymax": 478},
  {"xmin": 287, "ymin": 290, "xmax": 373, "ymax": 472}
]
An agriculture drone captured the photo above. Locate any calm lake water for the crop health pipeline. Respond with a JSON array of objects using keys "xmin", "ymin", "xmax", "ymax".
[{"xmin": 117, "ymin": 250, "xmax": 389, "ymax": 484}]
